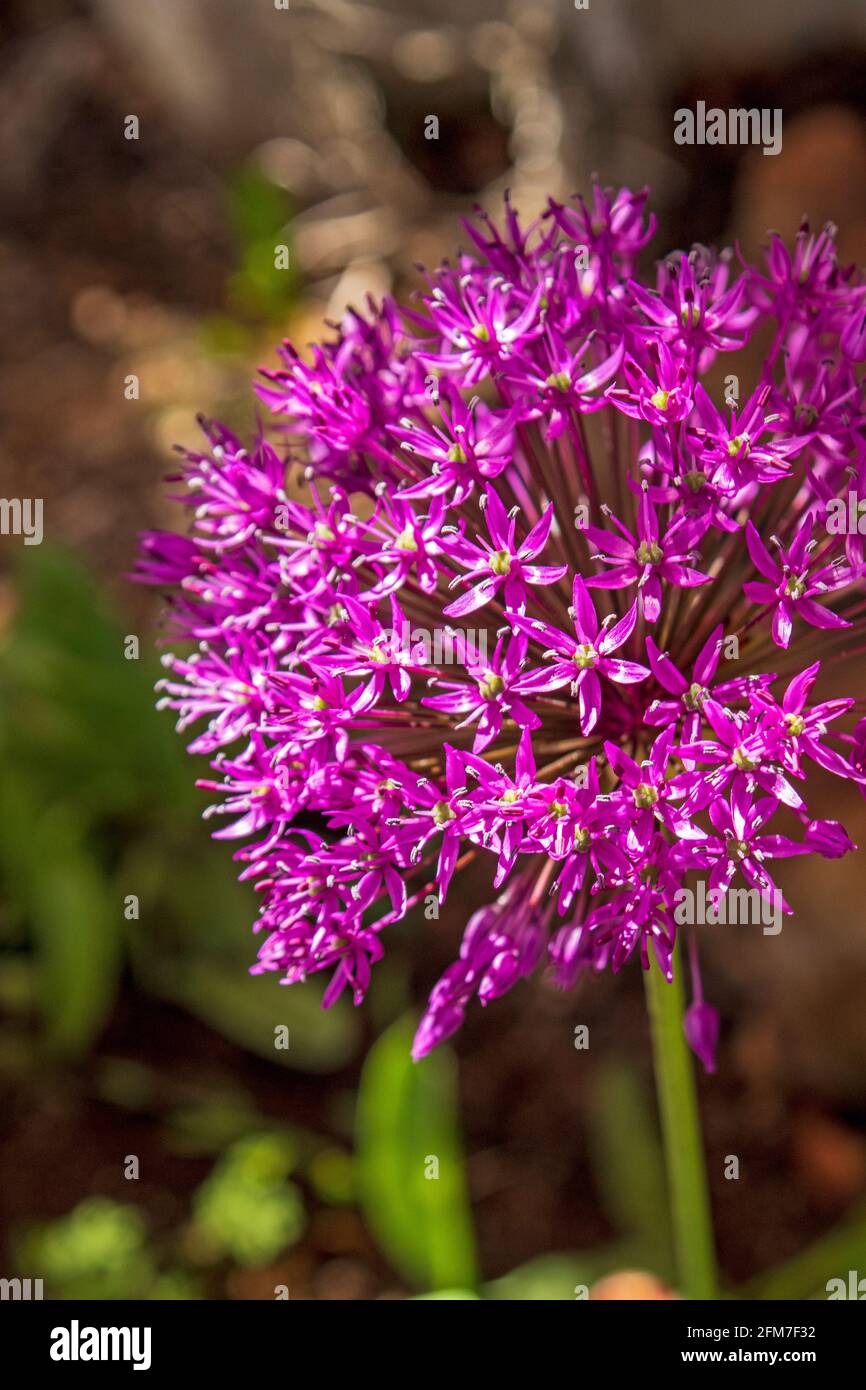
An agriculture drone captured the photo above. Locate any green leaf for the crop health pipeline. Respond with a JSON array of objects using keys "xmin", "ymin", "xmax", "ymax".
[
  {"xmin": 151, "ymin": 957, "xmax": 361, "ymax": 1073},
  {"xmin": 32, "ymin": 826, "xmax": 121, "ymax": 1058},
  {"xmin": 0, "ymin": 545, "xmax": 193, "ymax": 817},
  {"xmin": 739, "ymin": 1202, "xmax": 866, "ymax": 1300},
  {"xmin": 356, "ymin": 1016, "xmax": 477, "ymax": 1292},
  {"xmin": 226, "ymin": 166, "xmax": 293, "ymax": 247},
  {"xmin": 224, "ymin": 166, "xmax": 298, "ymax": 319},
  {"xmin": 413, "ymin": 1289, "xmax": 481, "ymax": 1300},
  {"xmin": 0, "ymin": 781, "xmax": 121, "ymax": 1058},
  {"xmin": 162, "ymin": 1101, "xmax": 266, "ymax": 1155},
  {"xmin": 589, "ymin": 1057, "xmax": 673, "ymax": 1277}
]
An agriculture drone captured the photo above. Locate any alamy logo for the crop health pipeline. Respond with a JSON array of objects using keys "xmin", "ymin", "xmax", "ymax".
[
  {"xmin": 0, "ymin": 1277, "xmax": 43, "ymax": 1299},
  {"xmin": 825, "ymin": 493, "xmax": 866, "ymax": 535},
  {"xmin": 50, "ymin": 1320, "xmax": 152, "ymax": 1371},
  {"xmin": 0, "ymin": 498, "xmax": 42, "ymax": 545},
  {"xmin": 674, "ymin": 102, "xmax": 782, "ymax": 156},
  {"xmin": 381, "ymin": 621, "xmax": 487, "ymax": 666},
  {"xmin": 674, "ymin": 882, "xmax": 782, "ymax": 935},
  {"xmin": 826, "ymin": 1271, "xmax": 866, "ymax": 1299}
]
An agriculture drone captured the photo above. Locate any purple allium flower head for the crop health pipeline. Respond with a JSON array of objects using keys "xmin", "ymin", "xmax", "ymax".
[{"xmin": 136, "ymin": 186, "xmax": 866, "ymax": 1075}]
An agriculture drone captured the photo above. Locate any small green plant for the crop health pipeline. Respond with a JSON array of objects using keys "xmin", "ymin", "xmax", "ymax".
[
  {"xmin": 17, "ymin": 1198, "xmax": 155, "ymax": 1300},
  {"xmin": 190, "ymin": 1133, "xmax": 306, "ymax": 1266}
]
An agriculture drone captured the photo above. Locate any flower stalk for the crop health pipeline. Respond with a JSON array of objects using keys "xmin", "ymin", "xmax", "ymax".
[{"xmin": 644, "ymin": 940, "xmax": 718, "ymax": 1299}]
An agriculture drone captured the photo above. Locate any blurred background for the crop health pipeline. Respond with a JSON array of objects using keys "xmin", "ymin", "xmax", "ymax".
[{"xmin": 2, "ymin": 0, "xmax": 866, "ymax": 1300}]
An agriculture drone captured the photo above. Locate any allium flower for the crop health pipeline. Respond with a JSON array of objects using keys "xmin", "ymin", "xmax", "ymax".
[
  {"xmin": 742, "ymin": 516, "xmax": 854, "ymax": 648},
  {"xmin": 584, "ymin": 492, "xmax": 711, "ymax": 622},
  {"xmin": 510, "ymin": 580, "xmax": 647, "ymax": 734},
  {"xmin": 136, "ymin": 186, "xmax": 866, "ymax": 1074}
]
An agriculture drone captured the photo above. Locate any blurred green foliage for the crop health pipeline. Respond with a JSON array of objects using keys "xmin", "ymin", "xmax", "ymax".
[
  {"xmin": 18, "ymin": 1198, "xmax": 160, "ymax": 1301},
  {"xmin": 191, "ymin": 1134, "xmax": 305, "ymax": 1267},
  {"xmin": 307, "ymin": 1146, "xmax": 355, "ymax": 1205},
  {"xmin": 223, "ymin": 165, "xmax": 299, "ymax": 322}
]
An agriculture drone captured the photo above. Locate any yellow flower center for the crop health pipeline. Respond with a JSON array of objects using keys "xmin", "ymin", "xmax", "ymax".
[
  {"xmin": 636, "ymin": 540, "xmax": 664, "ymax": 565},
  {"xmin": 479, "ymin": 673, "xmax": 504, "ymax": 699},
  {"xmin": 633, "ymin": 783, "xmax": 659, "ymax": 809},
  {"xmin": 545, "ymin": 371, "xmax": 572, "ymax": 392},
  {"xmin": 395, "ymin": 527, "xmax": 417, "ymax": 552},
  {"xmin": 573, "ymin": 644, "xmax": 598, "ymax": 670}
]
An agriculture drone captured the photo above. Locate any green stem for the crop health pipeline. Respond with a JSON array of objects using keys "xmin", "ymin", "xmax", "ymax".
[{"xmin": 644, "ymin": 944, "xmax": 718, "ymax": 1299}]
